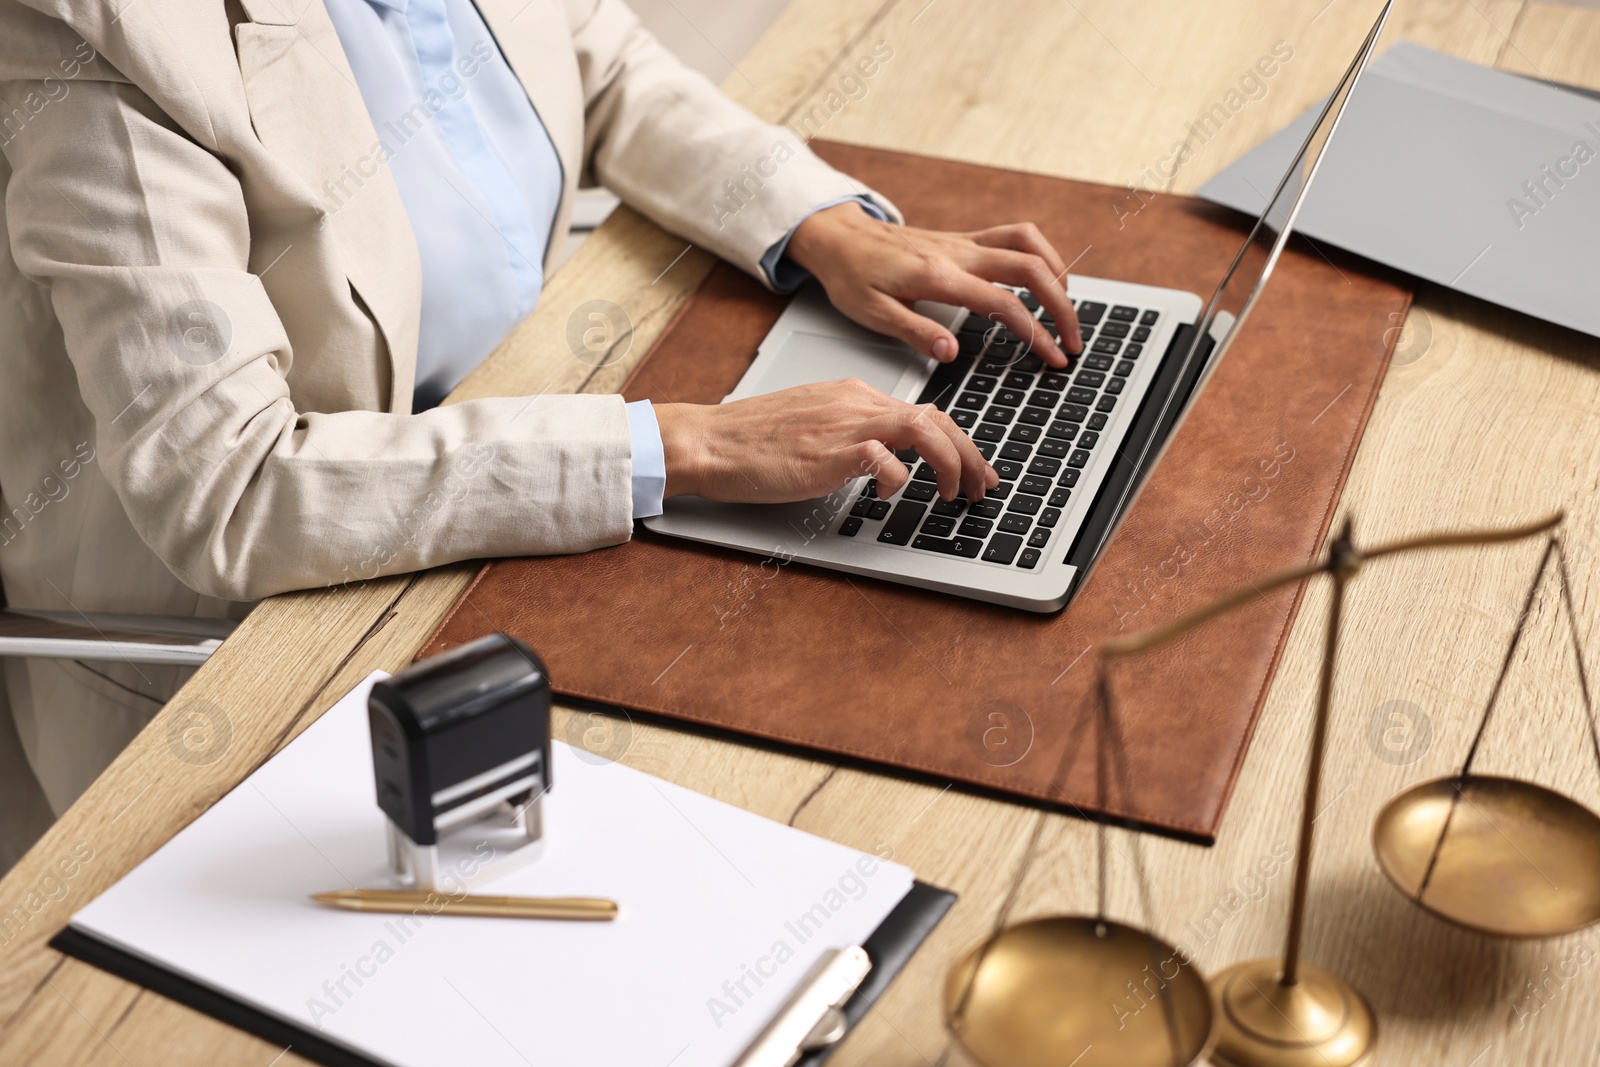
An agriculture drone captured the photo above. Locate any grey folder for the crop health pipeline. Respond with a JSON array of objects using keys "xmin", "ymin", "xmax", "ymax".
[{"xmin": 1199, "ymin": 42, "xmax": 1600, "ymax": 339}]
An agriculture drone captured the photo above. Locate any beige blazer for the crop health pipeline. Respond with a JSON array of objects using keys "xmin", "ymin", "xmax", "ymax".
[{"xmin": 0, "ymin": 0, "xmax": 897, "ymax": 814}]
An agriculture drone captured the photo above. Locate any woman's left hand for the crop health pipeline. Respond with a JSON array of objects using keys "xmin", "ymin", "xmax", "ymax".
[{"xmin": 784, "ymin": 201, "xmax": 1085, "ymax": 369}]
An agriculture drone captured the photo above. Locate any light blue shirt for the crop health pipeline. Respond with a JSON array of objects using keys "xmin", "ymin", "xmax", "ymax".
[{"xmin": 324, "ymin": 0, "xmax": 878, "ymax": 517}]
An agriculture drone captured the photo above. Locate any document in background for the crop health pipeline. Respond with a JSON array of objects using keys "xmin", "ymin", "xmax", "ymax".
[
  {"xmin": 66, "ymin": 672, "xmax": 914, "ymax": 1067},
  {"xmin": 1199, "ymin": 42, "xmax": 1600, "ymax": 339}
]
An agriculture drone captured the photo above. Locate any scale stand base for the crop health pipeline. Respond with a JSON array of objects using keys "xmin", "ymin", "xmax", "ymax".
[{"xmin": 1209, "ymin": 960, "xmax": 1376, "ymax": 1067}]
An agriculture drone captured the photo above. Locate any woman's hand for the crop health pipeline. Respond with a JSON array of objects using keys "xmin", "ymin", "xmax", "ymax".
[
  {"xmin": 656, "ymin": 379, "xmax": 998, "ymax": 504},
  {"xmin": 784, "ymin": 201, "xmax": 1084, "ymax": 368}
]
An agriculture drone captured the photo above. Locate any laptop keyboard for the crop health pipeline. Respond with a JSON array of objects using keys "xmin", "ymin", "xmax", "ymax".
[{"xmin": 833, "ymin": 286, "xmax": 1160, "ymax": 570}]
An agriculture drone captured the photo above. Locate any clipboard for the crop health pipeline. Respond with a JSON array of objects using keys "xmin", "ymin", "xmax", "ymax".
[
  {"xmin": 48, "ymin": 673, "xmax": 955, "ymax": 1067},
  {"xmin": 52, "ymin": 883, "xmax": 954, "ymax": 1067}
]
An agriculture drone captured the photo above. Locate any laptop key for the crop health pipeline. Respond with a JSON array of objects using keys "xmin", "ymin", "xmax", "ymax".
[
  {"xmin": 932, "ymin": 498, "xmax": 966, "ymax": 517},
  {"xmin": 958, "ymin": 516, "xmax": 994, "ymax": 538},
  {"xmin": 877, "ymin": 501, "xmax": 926, "ymax": 545},
  {"xmin": 839, "ymin": 517, "xmax": 863, "ymax": 537},
  {"xmin": 968, "ymin": 375, "xmax": 998, "ymax": 393},
  {"xmin": 1076, "ymin": 301, "xmax": 1107, "ymax": 326},
  {"xmin": 1040, "ymin": 372, "xmax": 1070, "ymax": 391},
  {"xmin": 1131, "ymin": 326, "xmax": 1151, "ymax": 342},
  {"xmin": 1100, "ymin": 321, "xmax": 1130, "ymax": 339},
  {"xmin": 1046, "ymin": 420, "xmax": 1079, "ymax": 441},
  {"xmin": 1139, "ymin": 309, "xmax": 1160, "ymax": 326},
  {"xmin": 1087, "ymin": 413, "xmax": 1108, "ymax": 430},
  {"xmin": 1008, "ymin": 424, "xmax": 1041, "ymax": 444},
  {"xmin": 975, "ymin": 441, "xmax": 996, "ymax": 460},
  {"xmin": 1091, "ymin": 337, "xmax": 1122, "ymax": 355},
  {"xmin": 977, "ymin": 355, "xmax": 1012, "ymax": 374},
  {"xmin": 902, "ymin": 482, "xmax": 936, "ymax": 502},
  {"xmin": 1079, "ymin": 431, "xmax": 1099, "ymax": 450},
  {"xmin": 1049, "ymin": 488, "xmax": 1072, "ymax": 507},
  {"xmin": 1018, "ymin": 548, "xmax": 1042, "ymax": 569},
  {"xmin": 1058, "ymin": 469, "xmax": 1080, "ymax": 487},
  {"xmin": 983, "ymin": 405, "xmax": 1016, "ymax": 424},
  {"xmin": 989, "ymin": 481, "xmax": 1013, "ymax": 499},
  {"xmin": 894, "ymin": 448, "xmax": 919, "ymax": 463},
  {"xmin": 1029, "ymin": 456, "xmax": 1062, "ymax": 476},
  {"xmin": 1028, "ymin": 528, "xmax": 1051, "ymax": 549},
  {"xmin": 1015, "ymin": 354, "xmax": 1045, "ymax": 373},
  {"xmin": 956, "ymin": 392, "xmax": 987, "ymax": 410},
  {"xmin": 1096, "ymin": 395, "xmax": 1117, "ymax": 412},
  {"xmin": 1018, "ymin": 406, "xmax": 1051, "ymax": 426},
  {"xmin": 1058, "ymin": 403, "xmax": 1089, "ymax": 423},
  {"xmin": 1067, "ymin": 387, "xmax": 1097, "ymax": 405},
  {"xmin": 851, "ymin": 499, "xmax": 872, "ymax": 518},
  {"xmin": 983, "ymin": 533, "xmax": 1024, "ymax": 565},
  {"xmin": 1068, "ymin": 450, "xmax": 1091, "ymax": 468},
  {"xmin": 921, "ymin": 515, "xmax": 957, "ymax": 538},
  {"xmin": 1019, "ymin": 476, "xmax": 1051, "ymax": 496},
  {"xmin": 1008, "ymin": 494, "xmax": 1043, "ymax": 516},
  {"xmin": 995, "ymin": 388, "xmax": 1027, "ymax": 407},
  {"xmin": 1114, "ymin": 360, "xmax": 1135, "ymax": 377},
  {"xmin": 1019, "ymin": 291, "xmax": 1041, "ymax": 311},
  {"xmin": 1074, "ymin": 371, "xmax": 1105, "ymax": 389},
  {"xmin": 1029, "ymin": 390, "xmax": 1061, "ymax": 408},
  {"xmin": 967, "ymin": 500, "xmax": 1002, "ymax": 518},
  {"xmin": 913, "ymin": 463, "xmax": 939, "ymax": 482},
  {"xmin": 1110, "ymin": 305, "xmax": 1138, "ymax": 322},
  {"xmin": 1039, "ymin": 507, "xmax": 1062, "ymax": 528},
  {"xmin": 1123, "ymin": 342, "xmax": 1143, "ymax": 359},
  {"xmin": 1079, "ymin": 325, "xmax": 1094, "ymax": 342},
  {"xmin": 1038, "ymin": 440, "xmax": 1069, "ymax": 459},
  {"xmin": 974, "ymin": 423, "xmax": 1005, "ymax": 443},
  {"xmin": 913, "ymin": 534, "xmax": 982, "ymax": 558},
  {"xmin": 993, "ymin": 459, "xmax": 1023, "ymax": 481},
  {"xmin": 1003, "ymin": 372, "xmax": 1033, "ymax": 390},
  {"xmin": 999, "ymin": 514, "xmax": 1032, "ymax": 535},
  {"xmin": 958, "ymin": 331, "xmax": 987, "ymax": 355},
  {"xmin": 952, "ymin": 409, "xmax": 977, "ymax": 428},
  {"xmin": 1106, "ymin": 378, "xmax": 1125, "ymax": 395},
  {"xmin": 999, "ymin": 442, "xmax": 1032, "ymax": 462},
  {"xmin": 1084, "ymin": 355, "xmax": 1113, "ymax": 372}
]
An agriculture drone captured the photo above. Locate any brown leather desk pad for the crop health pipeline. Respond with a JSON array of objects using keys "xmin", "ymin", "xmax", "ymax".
[{"xmin": 420, "ymin": 142, "xmax": 1410, "ymax": 843}]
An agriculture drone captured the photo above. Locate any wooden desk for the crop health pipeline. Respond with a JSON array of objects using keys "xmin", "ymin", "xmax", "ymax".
[{"xmin": 5, "ymin": 1, "xmax": 1599, "ymax": 1063}]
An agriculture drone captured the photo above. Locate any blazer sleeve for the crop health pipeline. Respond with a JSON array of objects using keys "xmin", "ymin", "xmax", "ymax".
[
  {"xmin": 0, "ymin": 57, "xmax": 635, "ymax": 602},
  {"xmin": 563, "ymin": 0, "xmax": 903, "ymax": 288}
]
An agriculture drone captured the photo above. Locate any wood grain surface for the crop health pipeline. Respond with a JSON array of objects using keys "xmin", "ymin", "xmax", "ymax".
[{"xmin": 2, "ymin": 2, "xmax": 1598, "ymax": 1065}]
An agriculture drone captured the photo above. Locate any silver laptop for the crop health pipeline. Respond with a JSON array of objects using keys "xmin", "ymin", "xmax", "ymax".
[{"xmin": 646, "ymin": 1, "xmax": 1393, "ymax": 612}]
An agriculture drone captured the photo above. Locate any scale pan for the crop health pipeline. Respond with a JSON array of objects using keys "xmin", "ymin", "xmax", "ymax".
[
  {"xmin": 944, "ymin": 916, "xmax": 1215, "ymax": 1067},
  {"xmin": 1374, "ymin": 775, "xmax": 1600, "ymax": 938}
]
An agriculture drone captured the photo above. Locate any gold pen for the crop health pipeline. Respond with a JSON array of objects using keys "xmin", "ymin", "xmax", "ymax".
[{"xmin": 312, "ymin": 888, "xmax": 618, "ymax": 921}]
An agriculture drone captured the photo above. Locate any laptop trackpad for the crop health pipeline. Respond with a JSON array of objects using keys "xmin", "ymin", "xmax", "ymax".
[{"xmin": 735, "ymin": 331, "xmax": 925, "ymax": 401}]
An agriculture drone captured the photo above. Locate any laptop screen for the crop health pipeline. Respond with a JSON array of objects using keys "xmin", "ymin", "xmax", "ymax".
[{"xmin": 1085, "ymin": 0, "xmax": 1394, "ymax": 565}]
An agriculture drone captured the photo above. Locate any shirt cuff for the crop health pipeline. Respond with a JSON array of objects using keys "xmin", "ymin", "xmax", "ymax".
[
  {"xmin": 759, "ymin": 196, "xmax": 890, "ymax": 293},
  {"xmin": 625, "ymin": 399, "xmax": 666, "ymax": 519}
]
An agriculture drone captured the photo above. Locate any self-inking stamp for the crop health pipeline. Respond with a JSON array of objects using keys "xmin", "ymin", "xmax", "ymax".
[{"xmin": 368, "ymin": 633, "xmax": 551, "ymax": 891}]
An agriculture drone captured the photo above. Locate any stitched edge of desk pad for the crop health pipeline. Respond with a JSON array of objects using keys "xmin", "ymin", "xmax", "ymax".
[{"xmin": 419, "ymin": 142, "xmax": 1410, "ymax": 842}]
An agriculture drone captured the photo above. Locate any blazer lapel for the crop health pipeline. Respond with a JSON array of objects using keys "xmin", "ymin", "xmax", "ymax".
[
  {"xmin": 471, "ymin": 0, "xmax": 581, "ymax": 275},
  {"xmin": 235, "ymin": 0, "xmax": 421, "ymax": 412}
]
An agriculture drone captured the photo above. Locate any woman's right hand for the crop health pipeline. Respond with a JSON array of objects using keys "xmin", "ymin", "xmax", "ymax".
[{"xmin": 655, "ymin": 379, "xmax": 998, "ymax": 506}]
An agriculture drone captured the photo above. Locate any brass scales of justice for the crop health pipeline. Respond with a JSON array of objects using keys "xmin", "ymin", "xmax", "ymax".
[{"xmin": 942, "ymin": 510, "xmax": 1600, "ymax": 1067}]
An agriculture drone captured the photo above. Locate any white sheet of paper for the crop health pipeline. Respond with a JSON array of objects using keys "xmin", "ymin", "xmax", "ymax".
[{"xmin": 70, "ymin": 672, "xmax": 914, "ymax": 1067}]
